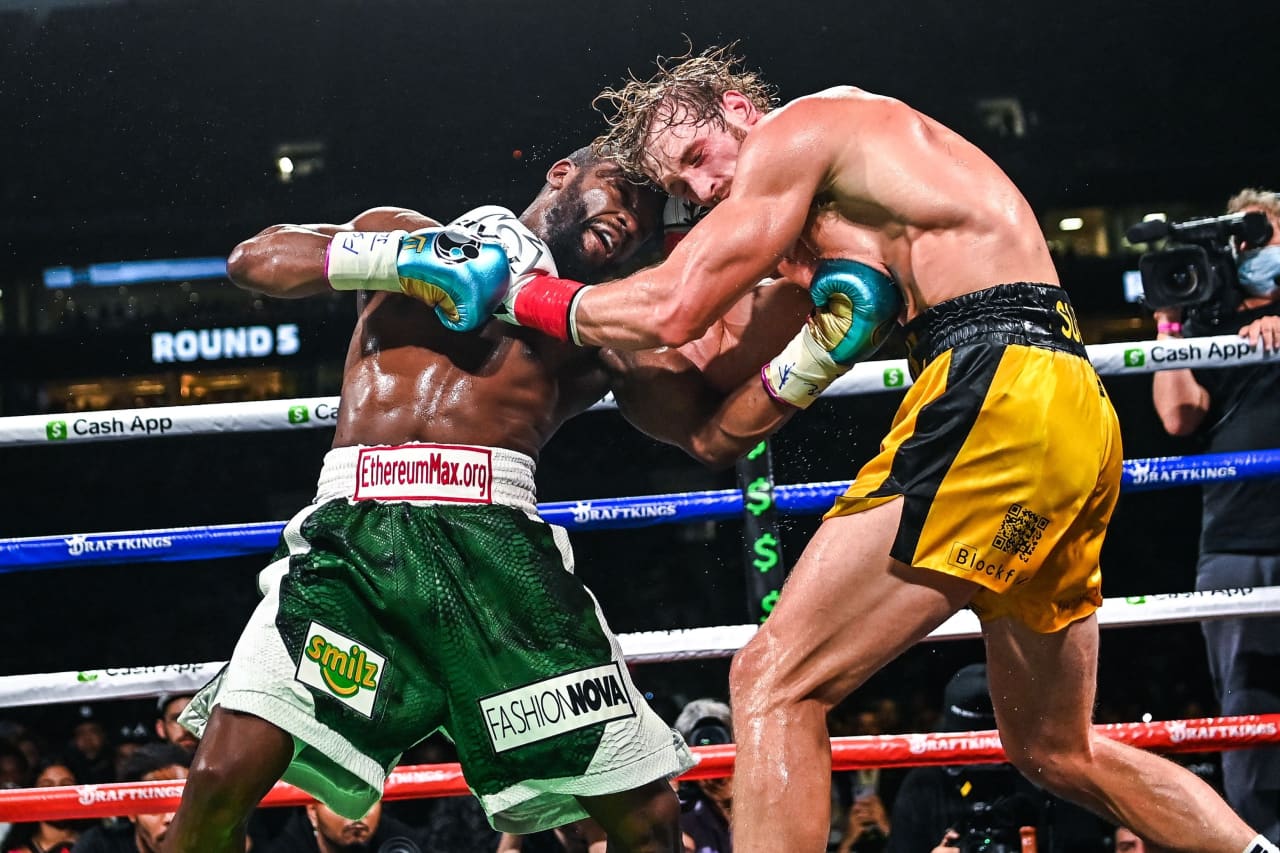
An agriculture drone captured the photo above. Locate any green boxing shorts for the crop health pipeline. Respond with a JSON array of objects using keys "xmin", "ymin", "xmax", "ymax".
[{"xmin": 181, "ymin": 443, "xmax": 694, "ymax": 833}]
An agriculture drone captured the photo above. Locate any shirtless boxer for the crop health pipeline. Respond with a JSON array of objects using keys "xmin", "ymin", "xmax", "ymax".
[
  {"xmin": 438, "ymin": 49, "xmax": 1276, "ymax": 853},
  {"xmin": 161, "ymin": 147, "xmax": 809, "ymax": 853}
]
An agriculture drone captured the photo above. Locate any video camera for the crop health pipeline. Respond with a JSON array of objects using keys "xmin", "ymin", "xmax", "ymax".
[
  {"xmin": 1126, "ymin": 211, "xmax": 1273, "ymax": 326},
  {"xmin": 947, "ymin": 766, "xmax": 1042, "ymax": 853}
]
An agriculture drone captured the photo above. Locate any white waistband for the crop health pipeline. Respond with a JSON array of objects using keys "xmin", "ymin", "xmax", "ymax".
[{"xmin": 316, "ymin": 444, "xmax": 537, "ymax": 513}]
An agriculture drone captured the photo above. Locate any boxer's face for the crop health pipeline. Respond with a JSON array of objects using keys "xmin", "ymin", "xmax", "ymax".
[
  {"xmin": 642, "ymin": 91, "xmax": 754, "ymax": 208},
  {"xmin": 543, "ymin": 161, "xmax": 662, "ymax": 281}
]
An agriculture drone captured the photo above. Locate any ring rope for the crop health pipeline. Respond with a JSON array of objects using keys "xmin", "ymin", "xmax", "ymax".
[
  {"xmin": 4, "ymin": 334, "xmax": 1275, "ymax": 448},
  {"xmin": 2, "ymin": 448, "xmax": 1278, "ymax": 573},
  {"xmin": 1, "ymin": 587, "xmax": 1276, "ymax": 710},
  {"xmin": 3, "ymin": 714, "xmax": 1277, "ymax": 821}
]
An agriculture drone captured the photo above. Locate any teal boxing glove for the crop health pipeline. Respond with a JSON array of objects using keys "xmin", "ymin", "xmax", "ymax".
[
  {"xmin": 325, "ymin": 227, "xmax": 511, "ymax": 332},
  {"xmin": 762, "ymin": 259, "xmax": 902, "ymax": 408}
]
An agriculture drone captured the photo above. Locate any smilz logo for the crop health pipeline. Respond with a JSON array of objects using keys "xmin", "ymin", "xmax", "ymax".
[{"xmin": 295, "ymin": 621, "xmax": 386, "ymax": 718}]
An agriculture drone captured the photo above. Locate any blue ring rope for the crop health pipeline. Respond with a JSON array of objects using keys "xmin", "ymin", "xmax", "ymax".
[{"xmin": 2, "ymin": 448, "xmax": 1278, "ymax": 574}]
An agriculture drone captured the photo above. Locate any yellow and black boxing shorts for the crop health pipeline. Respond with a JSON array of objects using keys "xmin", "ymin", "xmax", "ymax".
[{"xmin": 826, "ymin": 283, "xmax": 1122, "ymax": 633}]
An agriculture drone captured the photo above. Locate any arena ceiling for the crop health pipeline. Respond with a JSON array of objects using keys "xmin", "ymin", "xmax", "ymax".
[{"xmin": 2, "ymin": 0, "xmax": 1276, "ymax": 268}]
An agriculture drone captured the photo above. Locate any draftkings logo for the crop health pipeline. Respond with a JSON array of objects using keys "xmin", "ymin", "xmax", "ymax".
[{"xmin": 295, "ymin": 621, "xmax": 385, "ymax": 718}]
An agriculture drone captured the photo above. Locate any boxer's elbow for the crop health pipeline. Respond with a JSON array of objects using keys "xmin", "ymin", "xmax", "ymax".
[
  {"xmin": 227, "ymin": 230, "xmax": 313, "ymax": 298},
  {"xmin": 648, "ymin": 293, "xmax": 717, "ymax": 348},
  {"xmin": 1157, "ymin": 404, "xmax": 1205, "ymax": 438},
  {"xmin": 226, "ymin": 237, "xmax": 272, "ymax": 294},
  {"xmin": 684, "ymin": 422, "xmax": 753, "ymax": 471}
]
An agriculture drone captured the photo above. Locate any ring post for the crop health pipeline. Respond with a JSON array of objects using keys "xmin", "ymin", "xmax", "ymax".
[{"xmin": 737, "ymin": 440, "xmax": 786, "ymax": 623}]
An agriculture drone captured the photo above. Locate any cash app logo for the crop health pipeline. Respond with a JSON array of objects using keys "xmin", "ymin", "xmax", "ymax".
[
  {"xmin": 287, "ymin": 405, "xmax": 309, "ymax": 424},
  {"xmin": 1124, "ymin": 348, "xmax": 1145, "ymax": 367},
  {"xmin": 883, "ymin": 367, "xmax": 905, "ymax": 387},
  {"xmin": 46, "ymin": 420, "xmax": 68, "ymax": 441}
]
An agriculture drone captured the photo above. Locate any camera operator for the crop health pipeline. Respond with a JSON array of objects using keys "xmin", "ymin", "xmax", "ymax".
[
  {"xmin": 1150, "ymin": 187, "xmax": 1280, "ymax": 842},
  {"xmin": 886, "ymin": 665, "xmax": 1108, "ymax": 853}
]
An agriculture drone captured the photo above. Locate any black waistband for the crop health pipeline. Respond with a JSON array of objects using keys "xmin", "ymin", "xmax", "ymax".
[{"xmin": 902, "ymin": 283, "xmax": 1089, "ymax": 374}]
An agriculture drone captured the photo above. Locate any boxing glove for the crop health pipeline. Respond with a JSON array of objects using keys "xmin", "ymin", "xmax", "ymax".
[
  {"xmin": 762, "ymin": 259, "xmax": 902, "ymax": 408},
  {"xmin": 325, "ymin": 228, "xmax": 511, "ymax": 333}
]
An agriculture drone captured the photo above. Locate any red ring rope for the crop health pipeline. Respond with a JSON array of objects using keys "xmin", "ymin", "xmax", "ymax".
[{"xmin": 4, "ymin": 714, "xmax": 1276, "ymax": 821}]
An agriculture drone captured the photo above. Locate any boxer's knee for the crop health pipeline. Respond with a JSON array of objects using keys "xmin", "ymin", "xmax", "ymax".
[
  {"xmin": 729, "ymin": 636, "xmax": 815, "ymax": 718},
  {"xmin": 1000, "ymin": 727, "xmax": 1095, "ymax": 798}
]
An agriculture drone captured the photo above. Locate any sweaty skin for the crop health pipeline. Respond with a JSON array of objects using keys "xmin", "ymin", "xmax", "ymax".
[
  {"xmin": 558, "ymin": 77, "xmax": 1265, "ymax": 853},
  {"xmin": 225, "ymin": 206, "xmax": 809, "ymax": 463},
  {"xmin": 571, "ymin": 87, "xmax": 1061, "ymax": 349},
  {"xmin": 163, "ymin": 179, "xmax": 808, "ymax": 853}
]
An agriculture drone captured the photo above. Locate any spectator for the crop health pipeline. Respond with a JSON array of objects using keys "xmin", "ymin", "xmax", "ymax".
[
  {"xmin": 1115, "ymin": 825, "xmax": 1172, "ymax": 853},
  {"xmin": 829, "ymin": 704, "xmax": 896, "ymax": 853},
  {"xmin": 3, "ymin": 761, "xmax": 80, "ymax": 853},
  {"xmin": 152, "ymin": 696, "xmax": 198, "ymax": 753},
  {"xmin": 0, "ymin": 743, "xmax": 29, "ymax": 790},
  {"xmin": 886, "ymin": 664, "xmax": 1108, "ymax": 853},
  {"xmin": 264, "ymin": 799, "xmax": 422, "ymax": 853},
  {"xmin": 1150, "ymin": 186, "xmax": 1280, "ymax": 842},
  {"xmin": 672, "ymin": 699, "xmax": 734, "ymax": 853},
  {"xmin": 112, "ymin": 721, "xmax": 153, "ymax": 781},
  {"xmin": 382, "ymin": 736, "xmax": 498, "ymax": 853},
  {"xmin": 497, "ymin": 819, "xmax": 605, "ymax": 853},
  {"xmin": 70, "ymin": 743, "xmax": 191, "ymax": 853},
  {"xmin": 61, "ymin": 708, "xmax": 112, "ymax": 786}
]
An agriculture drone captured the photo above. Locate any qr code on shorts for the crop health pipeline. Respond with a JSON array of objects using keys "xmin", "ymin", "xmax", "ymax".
[{"xmin": 992, "ymin": 503, "xmax": 1050, "ymax": 562}]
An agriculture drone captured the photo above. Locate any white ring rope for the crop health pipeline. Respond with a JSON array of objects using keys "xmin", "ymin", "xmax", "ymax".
[
  {"xmin": 4, "ymin": 334, "xmax": 1275, "ymax": 447},
  {"xmin": 3, "ymin": 586, "xmax": 1275, "ymax": 710}
]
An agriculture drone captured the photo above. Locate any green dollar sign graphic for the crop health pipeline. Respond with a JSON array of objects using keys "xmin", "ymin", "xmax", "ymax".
[
  {"xmin": 759, "ymin": 589, "xmax": 780, "ymax": 622},
  {"xmin": 745, "ymin": 477, "xmax": 773, "ymax": 516},
  {"xmin": 76, "ymin": 671, "xmax": 99, "ymax": 682},
  {"xmin": 746, "ymin": 441, "xmax": 768, "ymax": 460},
  {"xmin": 752, "ymin": 533, "xmax": 779, "ymax": 572}
]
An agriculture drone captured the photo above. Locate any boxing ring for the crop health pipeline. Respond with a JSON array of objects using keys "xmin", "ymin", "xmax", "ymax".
[{"xmin": 2, "ymin": 332, "xmax": 1279, "ymax": 821}]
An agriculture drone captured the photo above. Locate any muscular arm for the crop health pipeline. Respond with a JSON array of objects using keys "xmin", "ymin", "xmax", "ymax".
[
  {"xmin": 572, "ymin": 106, "xmax": 833, "ymax": 349},
  {"xmin": 604, "ymin": 279, "xmax": 812, "ymax": 468},
  {"xmin": 1152, "ymin": 367, "xmax": 1210, "ymax": 436},
  {"xmin": 225, "ymin": 206, "xmax": 439, "ymax": 298},
  {"xmin": 1150, "ymin": 311, "xmax": 1210, "ymax": 435}
]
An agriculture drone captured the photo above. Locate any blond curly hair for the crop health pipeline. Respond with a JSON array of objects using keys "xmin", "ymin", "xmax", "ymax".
[
  {"xmin": 591, "ymin": 43, "xmax": 778, "ymax": 182},
  {"xmin": 1226, "ymin": 187, "xmax": 1280, "ymax": 220}
]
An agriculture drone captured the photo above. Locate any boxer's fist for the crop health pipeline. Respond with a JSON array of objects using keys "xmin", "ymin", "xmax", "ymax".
[
  {"xmin": 326, "ymin": 228, "xmax": 511, "ymax": 332},
  {"xmin": 761, "ymin": 259, "xmax": 901, "ymax": 408},
  {"xmin": 807, "ymin": 259, "xmax": 901, "ymax": 365}
]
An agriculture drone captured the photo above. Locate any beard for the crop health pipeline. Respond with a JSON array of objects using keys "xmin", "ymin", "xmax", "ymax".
[{"xmin": 540, "ymin": 186, "xmax": 599, "ymax": 283}]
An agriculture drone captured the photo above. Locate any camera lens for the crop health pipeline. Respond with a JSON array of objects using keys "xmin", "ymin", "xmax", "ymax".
[{"xmin": 1170, "ymin": 264, "xmax": 1201, "ymax": 296}]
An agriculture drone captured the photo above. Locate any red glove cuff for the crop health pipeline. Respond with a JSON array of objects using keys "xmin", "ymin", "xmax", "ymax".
[{"xmin": 513, "ymin": 274, "xmax": 588, "ymax": 342}]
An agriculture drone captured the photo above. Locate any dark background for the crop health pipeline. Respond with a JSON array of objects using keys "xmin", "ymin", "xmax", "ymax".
[
  {"xmin": 3, "ymin": 0, "xmax": 1277, "ymax": 268},
  {"xmin": 1, "ymin": 0, "xmax": 1276, "ymax": 735}
]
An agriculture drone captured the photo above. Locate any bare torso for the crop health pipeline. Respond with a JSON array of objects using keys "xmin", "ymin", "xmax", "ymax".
[
  {"xmin": 768, "ymin": 87, "xmax": 1060, "ymax": 318},
  {"xmin": 334, "ymin": 293, "xmax": 609, "ymax": 458}
]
